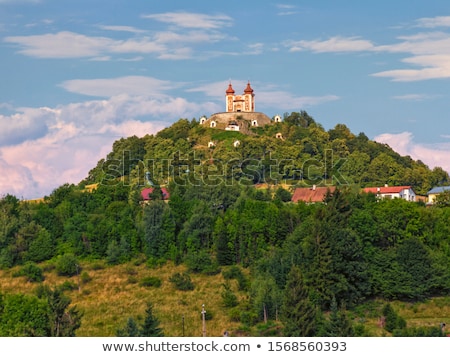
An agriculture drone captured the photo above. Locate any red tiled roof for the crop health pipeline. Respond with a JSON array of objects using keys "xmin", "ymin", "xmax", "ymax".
[
  {"xmin": 362, "ymin": 186, "xmax": 414, "ymax": 194},
  {"xmin": 291, "ymin": 186, "xmax": 336, "ymax": 203},
  {"xmin": 141, "ymin": 187, "xmax": 170, "ymax": 200}
]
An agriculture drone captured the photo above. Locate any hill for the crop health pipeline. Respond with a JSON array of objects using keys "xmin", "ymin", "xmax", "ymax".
[
  {"xmin": 83, "ymin": 111, "xmax": 448, "ymax": 196},
  {"xmin": 1, "ymin": 111, "xmax": 450, "ymax": 337}
]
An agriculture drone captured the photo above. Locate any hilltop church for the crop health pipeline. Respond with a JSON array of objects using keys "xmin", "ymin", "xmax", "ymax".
[{"xmin": 200, "ymin": 82, "xmax": 281, "ymax": 134}]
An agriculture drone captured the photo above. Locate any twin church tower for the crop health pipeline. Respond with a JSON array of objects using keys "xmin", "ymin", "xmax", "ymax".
[{"xmin": 200, "ymin": 81, "xmax": 280, "ymax": 133}]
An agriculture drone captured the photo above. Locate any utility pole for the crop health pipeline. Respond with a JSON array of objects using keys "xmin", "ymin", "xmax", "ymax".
[
  {"xmin": 182, "ymin": 315, "xmax": 185, "ymax": 337},
  {"xmin": 201, "ymin": 304, "xmax": 206, "ymax": 337}
]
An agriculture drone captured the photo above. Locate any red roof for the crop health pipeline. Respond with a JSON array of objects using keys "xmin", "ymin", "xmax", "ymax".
[
  {"xmin": 141, "ymin": 187, "xmax": 170, "ymax": 201},
  {"xmin": 291, "ymin": 186, "xmax": 336, "ymax": 203},
  {"xmin": 362, "ymin": 186, "xmax": 414, "ymax": 194},
  {"xmin": 244, "ymin": 81, "xmax": 254, "ymax": 94},
  {"xmin": 226, "ymin": 83, "xmax": 235, "ymax": 94}
]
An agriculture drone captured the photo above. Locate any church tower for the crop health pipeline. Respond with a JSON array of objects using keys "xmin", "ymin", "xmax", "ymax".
[
  {"xmin": 243, "ymin": 81, "xmax": 255, "ymax": 112},
  {"xmin": 226, "ymin": 82, "xmax": 235, "ymax": 112},
  {"xmin": 225, "ymin": 81, "xmax": 255, "ymax": 112}
]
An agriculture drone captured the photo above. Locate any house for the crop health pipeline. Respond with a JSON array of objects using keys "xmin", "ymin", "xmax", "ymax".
[
  {"xmin": 291, "ymin": 185, "xmax": 336, "ymax": 203},
  {"xmin": 141, "ymin": 187, "xmax": 170, "ymax": 201},
  {"xmin": 427, "ymin": 185, "xmax": 450, "ymax": 204},
  {"xmin": 362, "ymin": 185, "xmax": 416, "ymax": 202}
]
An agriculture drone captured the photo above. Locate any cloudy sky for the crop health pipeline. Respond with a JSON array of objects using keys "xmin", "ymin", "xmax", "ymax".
[{"xmin": 1, "ymin": 0, "xmax": 450, "ymax": 199}]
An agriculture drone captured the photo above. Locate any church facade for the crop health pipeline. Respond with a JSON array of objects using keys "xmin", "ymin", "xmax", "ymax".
[
  {"xmin": 225, "ymin": 82, "xmax": 255, "ymax": 113},
  {"xmin": 200, "ymin": 81, "xmax": 279, "ymax": 135}
]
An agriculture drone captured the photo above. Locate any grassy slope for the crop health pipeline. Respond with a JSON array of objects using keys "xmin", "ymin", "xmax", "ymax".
[
  {"xmin": 0, "ymin": 260, "xmax": 246, "ymax": 337},
  {"xmin": 1, "ymin": 260, "xmax": 450, "ymax": 337}
]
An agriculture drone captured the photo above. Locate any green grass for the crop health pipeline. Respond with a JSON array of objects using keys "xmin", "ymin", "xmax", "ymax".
[
  {"xmin": 0, "ymin": 259, "xmax": 247, "ymax": 337},
  {"xmin": 1, "ymin": 261, "xmax": 450, "ymax": 337}
]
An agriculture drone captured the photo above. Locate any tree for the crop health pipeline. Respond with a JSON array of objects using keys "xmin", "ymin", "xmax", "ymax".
[
  {"xmin": 382, "ymin": 303, "xmax": 406, "ymax": 333},
  {"xmin": 282, "ymin": 265, "xmax": 318, "ymax": 337},
  {"xmin": 322, "ymin": 296, "xmax": 354, "ymax": 337},
  {"xmin": 36, "ymin": 285, "xmax": 82, "ymax": 337},
  {"xmin": 0, "ymin": 293, "xmax": 50, "ymax": 336},
  {"xmin": 117, "ymin": 317, "xmax": 140, "ymax": 337},
  {"xmin": 140, "ymin": 302, "xmax": 164, "ymax": 337}
]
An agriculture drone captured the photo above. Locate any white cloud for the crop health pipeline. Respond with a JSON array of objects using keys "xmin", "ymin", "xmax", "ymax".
[
  {"xmin": 60, "ymin": 76, "xmax": 178, "ymax": 98},
  {"xmin": 283, "ymin": 16, "xmax": 450, "ymax": 82},
  {"xmin": 4, "ymin": 31, "xmax": 115, "ymax": 58},
  {"xmin": 392, "ymin": 93, "xmax": 439, "ymax": 101},
  {"xmin": 374, "ymin": 132, "xmax": 450, "ymax": 173},
  {"xmin": 372, "ymin": 30, "xmax": 450, "ymax": 81},
  {"xmin": 4, "ymin": 27, "xmax": 229, "ymax": 60},
  {"xmin": 0, "ymin": 82, "xmax": 221, "ymax": 199},
  {"xmin": 98, "ymin": 25, "xmax": 147, "ymax": 34},
  {"xmin": 415, "ymin": 16, "xmax": 450, "ymax": 28},
  {"xmin": 0, "ymin": 107, "xmax": 50, "ymax": 145},
  {"xmin": 142, "ymin": 12, "xmax": 233, "ymax": 29},
  {"xmin": 188, "ymin": 80, "xmax": 339, "ymax": 110},
  {"xmin": 286, "ymin": 36, "xmax": 375, "ymax": 53}
]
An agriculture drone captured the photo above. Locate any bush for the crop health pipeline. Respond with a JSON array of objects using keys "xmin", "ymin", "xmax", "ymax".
[
  {"xmin": 55, "ymin": 254, "xmax": 80, "ymax": 277},
  {"xmin": 80, "ymin": 271, "xmax": 92, "ymax": 284},
  {"xmin": 58, "ymin": 280, "xmax": 78, "ymax": 292},
  {"xmin": 221, "ymin": 282, "xmax": 239, "ymax": 307},
  {"xmin": 140, "ymin": 276, "xmax": 162, "ymax": 288},
  {"xmin": 185, "ymin": 250, "xmax": 219, "ymax": 275},
  {"xmin": 169, "ymin": 272, "xmax": 194, "ymax": 291},
  {"xmin": 15, "ymin": 262, "xmax": 44, "ymax": 283},
  {"xmin": 222, "ymin": 265, "xmax": 248, "ymax": 291}
]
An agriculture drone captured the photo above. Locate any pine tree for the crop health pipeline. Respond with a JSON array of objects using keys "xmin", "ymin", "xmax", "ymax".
[
  {"xmin": 140, "ymin": 302, "xmax": 164, "ymax": 337},
  {"xmin": 323, "ymin": 296, "xmax": 354, "ymax": 337},
  {"xmin": 117, "ymin": 317, "xmax": 140, "ymax": 337},
  {"xmin": 282, "ymin": 265, "xmax": 318, "ymax": 337}
]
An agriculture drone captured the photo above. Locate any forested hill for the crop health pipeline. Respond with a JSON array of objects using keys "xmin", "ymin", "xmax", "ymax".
[
  {"xmin": 84, "ymin": 111, "xmax": 448, "ymax": 196},
  {"xmin": 1, "ymin": 111, "xmax": 450, "ymax": 337}
]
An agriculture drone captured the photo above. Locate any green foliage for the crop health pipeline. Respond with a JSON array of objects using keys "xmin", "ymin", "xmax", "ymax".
[
  {"xmin": 185, "ymin": 250, "xmax": 219, "ymax": 275},
  {"xmin": 15, "ymin": 262, "xmax": 45, "ymax": 283},
  {"xmin": 141, "ymin": 302, "xmax": 164, "ymax": 337},
  {"xmin": 282, "ymin": 266, "xmax": 319, "ymax": 337},
  {"xmin": 382, "ymin": 303, "xmax": 406, "ymax": 333},
  {"xmin": 393, "ymin": 325, "xmax": 445, "ymax": 337},
  {"xmin": 55, "ymin": 253, "xmax": 80, "ymax": 277},
  {"xmin": 116, "ymin": 317, "xmax": 140, "ymax": 337},
  {"xmin": 221, "ymin": 282, "xmax": 239, "ymax": 307},
  {"xmin": 0, "ymin": 292, "xmax": 50, "ymax": 336},
  {"xmin": 222, "ymin": 265, "xmax": 248, "ymax": 291},
  {"xmin": 169, "ymin": 272, "xmax": 194, "ymax": 291},
  {"xmin": 0, "ymin": 286, "xmax": 82, "ymax": 337},
  {"xmin": 321, "ymin": 296, "xmax": 354, "ymax": 337},
  {"xmin": 3, "ymin": 113, "xmax": 450, "ymax": 336},
  {"xmin": 139, "ymin": 276, "xmax": 162, "ymax": 288}
]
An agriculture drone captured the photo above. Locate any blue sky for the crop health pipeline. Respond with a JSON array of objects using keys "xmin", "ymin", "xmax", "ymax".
[{"xmin": 1, "ymin": 0, "xmax": 450, "ymax": 199}]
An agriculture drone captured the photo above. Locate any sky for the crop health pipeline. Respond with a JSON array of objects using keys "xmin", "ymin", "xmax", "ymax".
[{"xmin": 1, "ymin": 0, "xmax": 450, "ymax": 199}]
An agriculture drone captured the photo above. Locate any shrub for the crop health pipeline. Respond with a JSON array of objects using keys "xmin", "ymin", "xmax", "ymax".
[
  {"xmin": 15, "ymin": 262, "xmax": 44, "ymax": 283},
  {"xmin": 222, "ymin": 265, "xmax": 248, "ymax": 291},
  {"xmin": 221, "ymin": 282, "xmax": 239, "ymax": 307},
  {"xmin": 185, "ymin": 251, "xmax": 219, "ymax": 275},
  {"xmin": 55, "ymin": 254, "xmax": 80, "ymax": 277},
  {"xmin": 58, "ymin": 280, "xmax": 78, "ymax": 292},
  {"xmin": 140, "ymin": 276, "xmax": 162, "ymax": 288},
  {"xmin": 169, "ymin": 272, "xmax": 194, "ymax": 291},
  {"xmin": 80, "ymin": 271, "xmax": 92, "ymax": 284}
]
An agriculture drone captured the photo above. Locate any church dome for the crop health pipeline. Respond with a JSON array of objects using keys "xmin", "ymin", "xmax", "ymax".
[
  {"xmin": 226, "ymin": 83, "xmax": 235, "ymax": 94},
  {"xmin": 244, "ymin": 81, "xmax": 254, "ymax": 94}
]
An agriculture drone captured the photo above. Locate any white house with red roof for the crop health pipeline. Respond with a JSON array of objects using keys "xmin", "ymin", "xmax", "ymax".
[{"xmin": 362, "ymin": 185, "xmax": 416, "ymax": 202}]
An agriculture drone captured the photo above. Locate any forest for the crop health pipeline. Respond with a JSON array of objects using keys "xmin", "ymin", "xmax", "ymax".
[{"xmin": 1, "ymin": 111, "xmax": 450, "ymax": 337}]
